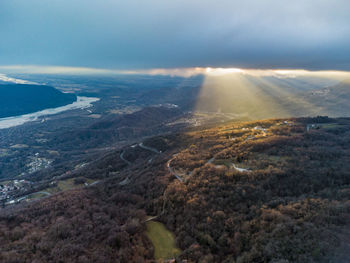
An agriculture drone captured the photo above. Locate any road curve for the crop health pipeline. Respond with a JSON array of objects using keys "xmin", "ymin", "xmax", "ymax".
[
  {"xmin": 166, "ymin": 155, "xmax": 183, "ymax": 182},
  {"xmin": 139, "ymin": 143, "xmax": 161, "ymax": 154},
  {"xmin": 120, "ymin": 150, "xmax": 131, "ymax": 165}
]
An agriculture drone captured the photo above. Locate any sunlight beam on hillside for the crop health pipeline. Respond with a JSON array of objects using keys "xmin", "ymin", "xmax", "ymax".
[
  {"xmin": 195, "ymin": 72, "xmax": 289, "ymax": 119},
  {"xmin": 195, "ymin": 69, "xmax": 350, "ymax": 119}
]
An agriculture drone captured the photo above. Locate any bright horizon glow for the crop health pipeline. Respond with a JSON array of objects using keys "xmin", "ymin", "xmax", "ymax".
[
  {"xmin": 1, "ymin": 65, "xmax": 350, "ymax": 81},
  {"xmin": 1, "ymin": 64, "xmax": 350, "ymax": 120}
]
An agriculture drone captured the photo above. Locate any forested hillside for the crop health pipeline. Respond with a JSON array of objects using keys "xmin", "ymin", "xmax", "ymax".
[
  {"xmin": 1, "ymin": 117, "xmax": 349, "ymax": 262},
  {"xmin": 162, "ymin": 116, "xmax": 350, "ymax": 262}
]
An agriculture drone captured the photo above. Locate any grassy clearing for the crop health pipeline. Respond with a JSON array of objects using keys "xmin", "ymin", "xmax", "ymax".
[
  {"xmin": 146, "ymin": 221, "xmax": 181, "ymax": 260},
  {"xmin": 319, "ymin": 123, "xmax": 342, "ymax": 129},
  {"xmin": 45, "ymin": 177, "xmax": 95, "ymax": 194},
  {"xmin": 308, "ymin": 123, "xmax": 342, "ymax": 130},
  {"xmin": 26, "ymin": 192, "xmax": 48, "ymax": 201}
]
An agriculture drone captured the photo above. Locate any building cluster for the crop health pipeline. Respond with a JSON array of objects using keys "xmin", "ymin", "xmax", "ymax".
[
  {"xmin": 0, "ymin": 179, "xmax": 31, "ymax": 202},
  {"xmin": 253, "ymin": 126, "xmax": 268, "ymax": 132},
  {"xmin": 27, "ymin": 153, "xmax": 52, "ymax": 174}
]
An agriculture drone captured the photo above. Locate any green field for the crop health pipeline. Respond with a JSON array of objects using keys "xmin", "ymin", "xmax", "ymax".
[
  {"xmin": 146, "ymin": 221, "xmax": 181, "ymax": 260},
  {"xmin": 26, "ymin": 192, "xmax": 49, "ymax": 201},
  {"xmin": 45, "ymin": 177, "xmax": 95, "ymax": 194},
  {"xmin": 319, "ymin": 123, "xmax": 342, "ymax": 129},
  {"xmin": 308, "ymin": 123, "xmax": 343, "ymax": 130}
]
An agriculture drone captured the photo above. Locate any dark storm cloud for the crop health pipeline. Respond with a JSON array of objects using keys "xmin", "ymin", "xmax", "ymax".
[{"xmin": 1, "ymin": 0, "xmax": 349, "ymax": 70}]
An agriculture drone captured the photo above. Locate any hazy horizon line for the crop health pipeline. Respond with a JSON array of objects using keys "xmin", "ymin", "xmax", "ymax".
[{"xmin": 1, "ymin": 65, "xmax": 350, "ymax": 80}]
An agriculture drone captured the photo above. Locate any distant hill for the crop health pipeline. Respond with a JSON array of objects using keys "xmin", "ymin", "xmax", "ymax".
[
  {"xmin": 0, "ymin": 84, "xmax": 77, "ymax": 118},
  {"xmin": 44, "ymin": 106, "xmax": 184, "ymax": 152}
]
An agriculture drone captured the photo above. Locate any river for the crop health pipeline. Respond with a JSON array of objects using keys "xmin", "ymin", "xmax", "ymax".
[{"xmin": 0, "ymin": 96, "xmax": 100, "ymax": 129}]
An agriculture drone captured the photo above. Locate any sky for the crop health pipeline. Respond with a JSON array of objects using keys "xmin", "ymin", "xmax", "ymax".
[{"xmin": 1, "ymin": 0, "xmax": 350, "ymax": 70}]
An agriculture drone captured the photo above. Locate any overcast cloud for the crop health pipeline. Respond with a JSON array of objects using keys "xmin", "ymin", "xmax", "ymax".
[{"xmin": 1, "ymin": 0, "xmax": 349, "ymax": 70}]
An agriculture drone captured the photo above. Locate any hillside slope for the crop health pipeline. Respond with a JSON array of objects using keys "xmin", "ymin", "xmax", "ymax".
[{"xmin": 0, "ymin": 117, "xmax": 350, "ymax": 262}]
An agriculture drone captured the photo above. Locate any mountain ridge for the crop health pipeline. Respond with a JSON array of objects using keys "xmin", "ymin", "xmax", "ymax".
[{"xmin": 0, "ymin": 84, "xmax": 77, "ymax": 118}]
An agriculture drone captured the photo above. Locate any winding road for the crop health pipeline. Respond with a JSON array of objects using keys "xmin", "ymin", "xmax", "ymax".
[
  {"xmin": 120, "ymin": 142, "xmax": 161, "ymax": 166},
  {"xmin": 207, "ymin": 156, "xmax": 250, "ymax": 172},
  {"xmin": 120, "ymin": 150, "xmax": 131, "ymax": 165},
  {"xmin": 166, "ymin": 155, "xmax": 184, "ymax": 182},
  {"xmin": 139, "ymin": 143, "xmax": 161, "ymax": 154},
  {"xmin": 34, "ymin": 191, "xmax": 51, "ymax": 196},
  {"xmin": 119, "ymin": 142, "xmax": 162, "ymax": 185},
  {"xmin": 232, "ymin": 163, "xmax": 250, "ymax": 172}
]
